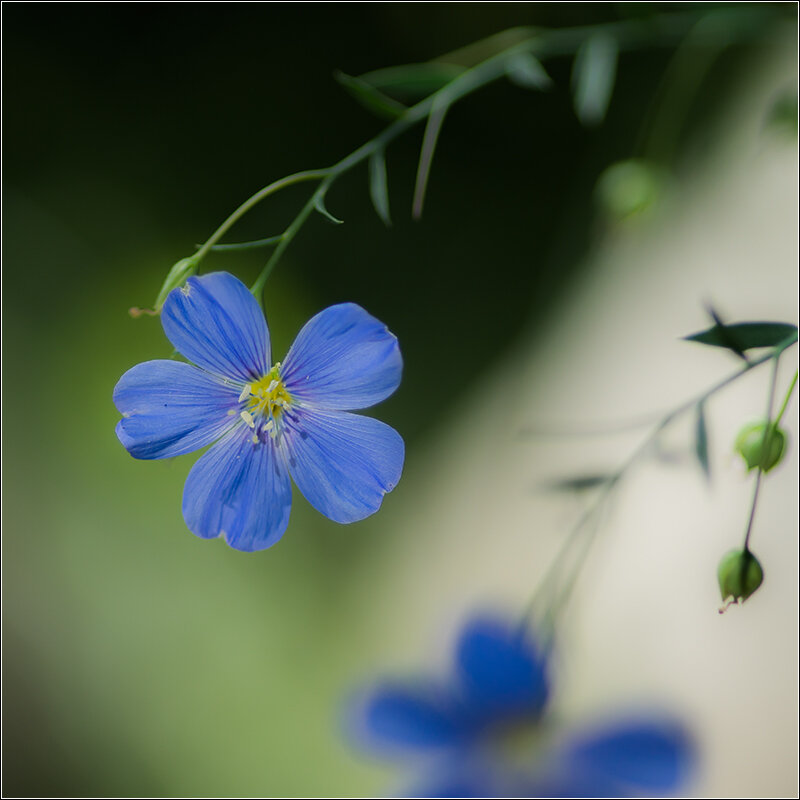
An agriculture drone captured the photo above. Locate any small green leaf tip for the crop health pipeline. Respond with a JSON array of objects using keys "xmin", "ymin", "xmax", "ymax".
[
  {"xmin": 694, "ymin": 402, "xmax": 711, "ymax": 480},
  {"xmin": 314, "ymin": 196, "xmax": 344, "ymax": 225},
  {"xmin": 718, "ymin": 549, "xmax": 764, "ymax": 609},
  {"xmin": 684, "ymin": 321, "xmax": 798, "ymax": 353},
  {"xmin": 734, "ymin": 421, "xmax": 788, "ymax": 473}
]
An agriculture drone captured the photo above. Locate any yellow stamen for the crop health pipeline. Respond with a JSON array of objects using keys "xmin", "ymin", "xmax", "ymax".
[{"xmin": 245, "ymin": 366, "xmax": 292, "ymax": 421}]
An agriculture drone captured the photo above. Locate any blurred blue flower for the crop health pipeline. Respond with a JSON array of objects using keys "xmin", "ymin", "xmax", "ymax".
[
  {"xmin": 350, "ymin": 615, "xmax": 695, "ymax": 798},
  {"xmin": 114, "ymin": 271, "xmax": 404, "ymax": 551}
]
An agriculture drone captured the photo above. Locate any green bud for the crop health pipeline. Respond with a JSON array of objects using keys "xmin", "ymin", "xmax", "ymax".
[
  {"xmin": 718, "ymin": 549, "xmax": 764, "ymax": 605},
  {"xmin": 154, "ymin": 256, "xmax": 200, "ymax": 311},
  {"xmin": 764, "ymin": 91, "xmax": 797, "ymax": 140},
  {"xmin": 734, "ymin": 421, "xmax": 788, "ymax": 472},
  {"xmin": 595, "ymin": 159, "xmax": 664, "ymax": 222}
]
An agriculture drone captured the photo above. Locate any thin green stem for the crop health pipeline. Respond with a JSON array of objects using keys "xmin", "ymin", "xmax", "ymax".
[
  {"xmin": 198, "ymin": 235, "xmax": 285, "ymax": 252},
  {"xmin": 743, "ymin": 354, "xmax": 781, "ymax": 550},
  {"xmin": 238, "ymin": 5, "xmax": 773, "ymax": 301},
  {"xmin": 742, "ymin": 469, "xmax": 763, "ymax": 553},
  {"xmin": 774, "ymin": 369, "xmax": 798, "ymax": 426},
  {"xmin": 250, "ymin": 177, "xmax": 333, "ymax": 299},
  {"xmin": 193, "ymin": 170, "xmax": 329, "ymax": 264},
  {"xmin": 523, "ymin": 334, "xmax": 797, "ymax": 626}
]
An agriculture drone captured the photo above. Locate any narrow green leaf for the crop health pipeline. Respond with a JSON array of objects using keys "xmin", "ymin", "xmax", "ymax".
[
  {"xmin": 369, "ymin": 149, "xmax": 391, "ymax": 227},
  {"xmin": 196, "ymin": 235, "xmax": 284, "ymax": 252},
  {"xmin": 334, "ymin": 71, "xmax": 407, "ymax": 120},
  {"xmin": 357, "ymin": 62, "xmax": 465, "ymax": 101},
  {"xmin": 695, "ymin": 402, "xmax": 711, "ymax": 480},
  {"xmin": 314, "ymin": 195, "xmax": 344, "ymax": 225},
  {"xmin": 412, "ymin": 98, "xmax": 449, "ymax": 220},
  {"xmin": 541, "ymin": 474, "xmax": 615, "ymax": 493},
  {"xmin": 706, "ymin": 307, "xmax": 747, "ymax": 361},
  {"xmin": 571, "ymin": 33, "xmax": 618, "ymax": 126},
  {"xmin": 505, "ymin": 52, "xmax": 553, "ymax": 91},
  {"xmin": 684, "ymin": 322, "xmax": 798, "ymax": 353}
]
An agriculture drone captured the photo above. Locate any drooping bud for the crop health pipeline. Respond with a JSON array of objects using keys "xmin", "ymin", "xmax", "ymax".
[
  {"xmin": 734, "ymin": 421, "xmax": 788, "ymax": 473},
  {"xmin": 130, "ymin": 256, "xmax": 200, "ymax": 318},
  {"xmin": 718, "ymin": 549, "xmax": 764, "ymax": 608}
]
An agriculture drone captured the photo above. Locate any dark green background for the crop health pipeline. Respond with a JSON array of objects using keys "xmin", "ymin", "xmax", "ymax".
[{"xmin": 2, "ymin": 3, "xmax": 791, "ymax": 796}]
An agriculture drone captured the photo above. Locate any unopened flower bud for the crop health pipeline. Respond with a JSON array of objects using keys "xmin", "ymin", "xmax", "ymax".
[
  {"xmin": 154, "ymin": 256, "xmax": 200, "ymax": 311},
  {"xmin": 734, "ymin": 421, "xmax": 788, "ymax": 472},
  {"xmin": 718, "ymin": 549, "xmax": 764, "ymax": 606}
]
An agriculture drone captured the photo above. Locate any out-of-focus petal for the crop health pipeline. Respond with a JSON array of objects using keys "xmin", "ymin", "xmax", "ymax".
[
  {"xmin": 522, "ymin": 769, "xmax": 627, "ymax": 798},
  {"xmin": 282, "ymin": 408, "xmax": 404, "ymax": 523},
  {"xmin": 405, "ymin": 774, "xmax": 490, "ymax": 798},
  {"xmin": 281, "ymin": 303, "xmax": 402, "ymax": 410},
  {"xmin": 561, "ymin": 717, "xmax": 695, "ymax": 793},
  {"xmin": 350, "ymin": 683, "xmax": 465, "ymax": 754},
  {"xmin": 114, "ymin": 359, "xmax": 239, "ymax": 459},
  {"xmin": 455, "ymin": 617, "xmax": 549, "ymax": 720},
  {"xmin": 182, "ymin": 426, "xmax": 292, "ymax": 551},
  {"xmin": 403, "ymin": 758, "xmax": 497, "ymax": 798},
  {"xmin": 161, "ymin": 272, "xmax": 270, "ymax": 382}
]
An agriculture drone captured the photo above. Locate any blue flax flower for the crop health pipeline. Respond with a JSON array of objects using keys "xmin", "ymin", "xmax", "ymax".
[
  {"xmin": 350, "ymin": 615, "xmax": 695, "ymax": 797},
  {"xmin": 114, "ymin": 271, "xmax": 404, "ymax": 551}
]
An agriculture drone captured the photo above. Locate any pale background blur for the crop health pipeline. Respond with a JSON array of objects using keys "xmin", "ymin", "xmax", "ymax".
[
  {"xmin": 348, "ymin": 33, "xmax": 798, "ymax": 797},
  {"xmin": 3, "ymin": 5, "xmax": 797, "ymax": 797}
]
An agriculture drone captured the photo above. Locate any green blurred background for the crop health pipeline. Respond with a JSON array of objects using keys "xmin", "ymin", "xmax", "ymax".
[{"xmin": 3, "ymin": 3, "xmax": 796, "ymax": 796}]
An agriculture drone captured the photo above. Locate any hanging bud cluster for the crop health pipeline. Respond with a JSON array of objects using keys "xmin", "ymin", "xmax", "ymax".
[{"xmin": 717, "ymin": 549, "xmax": 764, "ymax": 612}]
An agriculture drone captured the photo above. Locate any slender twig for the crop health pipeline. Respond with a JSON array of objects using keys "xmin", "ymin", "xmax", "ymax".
[
  {"xmin": 193, "ymin": 170, "xmax": 329, "ymax": 263},
  {"xmin": 172, "ymin": 6, "xmax": 776, "ymax": 304},
  {"xmin": 774, "ymin": 370, "xmax": 798, "ymax": 427},
  {"xmin": 523, "ymin": 333, "xmax": 798, "ymax": 627},
  {"xmin": 743, "ymin": 355, "xmax": 781, "ymax": 550}
]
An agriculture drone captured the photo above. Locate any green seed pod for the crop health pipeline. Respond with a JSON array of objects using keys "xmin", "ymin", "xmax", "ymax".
[
  {"xmin": 718, "ymin": 549, "xmax": 764, "ymax": 604},
  {"xmin": 734, "ymin": 421, "xmax": 788, "ymax": 472}
]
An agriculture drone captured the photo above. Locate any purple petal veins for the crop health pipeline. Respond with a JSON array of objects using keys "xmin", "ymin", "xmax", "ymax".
[{"xmin": 114, "ymin": 271, "xmax": 404, "ymax": 551}]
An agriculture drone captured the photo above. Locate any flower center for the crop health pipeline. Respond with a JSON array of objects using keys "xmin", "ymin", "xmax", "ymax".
[{"xmin": 236, "ymin": 364, "xmax": 293, "ymax": 442}]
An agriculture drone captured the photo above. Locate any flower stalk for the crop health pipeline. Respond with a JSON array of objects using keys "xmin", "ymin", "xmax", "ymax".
[{"xmin": 171, "ymin": 6, "xmax": 776, "ymax": 306}]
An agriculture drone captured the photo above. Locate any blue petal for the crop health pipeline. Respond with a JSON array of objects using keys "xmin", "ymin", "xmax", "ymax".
[
  {"xmin": 281, "ymin": 408, "xmax": 404, "ymax": 523},
  {"xmin": 402, "ymin": 756, "xmax": 499, "ymax": 798},
  {"xmin": 562, "ymin": 718, "xmax": 695, "ymax": 793},
  {"xmin": 455, "ymin": 617, "xmax": 549, "ymax": 720},
  {"xmin": 182, "ymin": 425, "xmax": 292, "ymax": 551},
  {"xmin": 350, "ymin": 682, "xmax": 465, "ymax": 754},
  {"xmin": 114, "ymin": 360, "xmax": 239, "ymax": 459},
  {"xmin": 405, "ymin": 770, "xmax": 493, "ymax": 798},
  {"xmin": 161, "ymin": 272, "xmax": 270, "ymax": 382},
  {"xmin": 522, "ymin": 769, "xmax": 629, "ymax": 798},
  {"xmin": 281, "ymin": 303, "xmax": 402, "ymax": 410}
]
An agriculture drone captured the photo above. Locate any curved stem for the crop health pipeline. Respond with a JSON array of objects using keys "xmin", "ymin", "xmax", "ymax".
[
  {"xmin": 236, "ymin": 5, "xmax": 772, "ymax": 301},
  {"xmin": 742, "ymin": 469, "xmax": 764, "ymax": 553},
  {"xmin": 774, "ymin": 369, "xmax": 798, "ymax": 427},
  {"xmin": 193, "ymin": 169, "xmax": 329, "ymax": 264},
  {"xmin": 524, "ymin": 334, "xmax": 797, "ymax": 626},
  {"xmin": 743, "ymin": 354, "xmax": 781, "ymax": 550}
]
